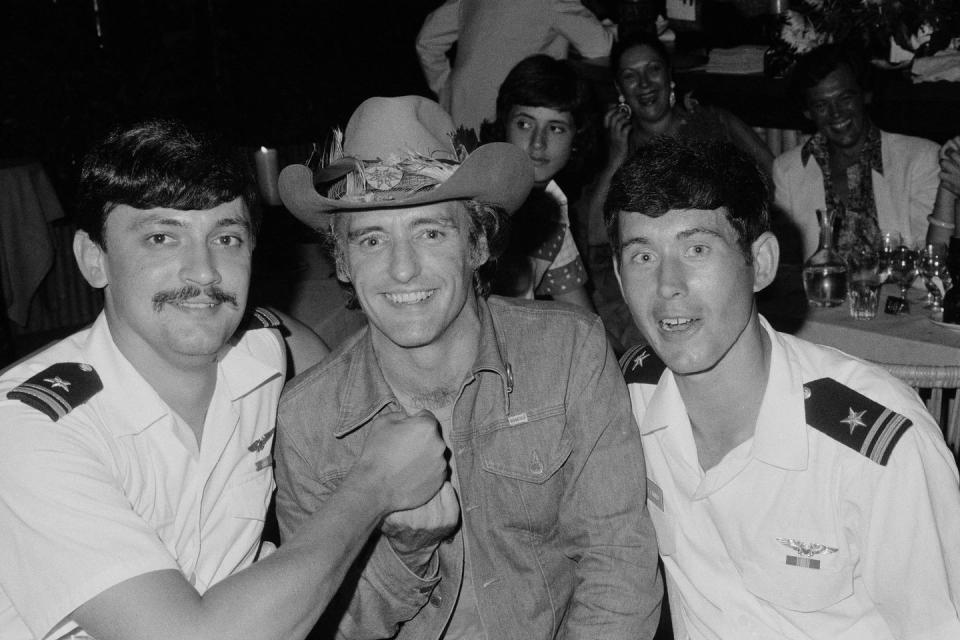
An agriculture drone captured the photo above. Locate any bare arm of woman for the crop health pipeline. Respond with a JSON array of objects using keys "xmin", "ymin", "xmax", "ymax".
[{"xmin": 926, "ymin": 136, "xmax": 960, "ymax": 245}]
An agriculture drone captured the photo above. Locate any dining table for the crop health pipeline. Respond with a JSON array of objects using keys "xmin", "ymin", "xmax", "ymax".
[{"xmin": 764, "ymin": 276, "xmax": 960, "ymax": 367}]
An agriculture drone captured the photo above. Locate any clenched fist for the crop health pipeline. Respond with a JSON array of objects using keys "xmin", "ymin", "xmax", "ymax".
[
  {"xmin": 382, "ymin": 481, "xmax": 461, "ymax": 575},
  {"xmin": 348, "ymin": 410, "xmax": 450, "ymax": 518}
]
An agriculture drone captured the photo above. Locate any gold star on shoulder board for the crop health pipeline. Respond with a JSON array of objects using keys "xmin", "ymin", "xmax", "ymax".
[
  {"xmin": 840, "ymin": 408, "xmax": 867, "ymax": 434},
  {"xmin": 43, "ymin": 376, "xmax": 72, "ymax": 392}
]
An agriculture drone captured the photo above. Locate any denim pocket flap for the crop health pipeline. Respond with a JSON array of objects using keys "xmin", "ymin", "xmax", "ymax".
[{"xmin": 479, "ymin": 407, "xmax": 573, "ymax": 484}]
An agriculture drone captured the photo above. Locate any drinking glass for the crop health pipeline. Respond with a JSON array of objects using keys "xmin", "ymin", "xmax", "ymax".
[
  {"xmin": 888, "ymin": 245, "xmax": 918, "ymax": 300},
  {"xmin": 846, "ymin": 247, "xmax": 882, "ymax": 320},
  {"xmin": 877, "ymin": 232, "xmax": 901, "ymax": 283},
  {"xmin": 919, "ymin": 243, "xmax": 950, "ymax": 311}
]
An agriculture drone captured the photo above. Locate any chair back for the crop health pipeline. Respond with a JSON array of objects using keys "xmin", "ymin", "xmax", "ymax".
[{"xmin": 874, "ymin": 362, "xmax": 960, "ymax": 454}]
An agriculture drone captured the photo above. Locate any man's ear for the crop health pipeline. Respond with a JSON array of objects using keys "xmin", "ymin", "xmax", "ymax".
[
  {"xmin": 471, "ymin": 233, "xmax": 490, "ymax": 269},
  {"xmin": 751, "ymin": 231, "xmax": 780, "ymax": 293},
  {"xmin": 73, "ymin": 231, "xmax": 108, "ymax": 289}
]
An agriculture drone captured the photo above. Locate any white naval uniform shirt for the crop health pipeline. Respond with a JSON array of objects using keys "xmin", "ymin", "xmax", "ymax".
[
  {"xmin": 623, "ymin": 316, "xmax": 960, "ymax": 640},
  {"xmin": 0, "ymin": 312, "xmax": 285, "ymax": 640}
]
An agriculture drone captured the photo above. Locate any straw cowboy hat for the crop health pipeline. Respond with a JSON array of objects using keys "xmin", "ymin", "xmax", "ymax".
[{"xmin": 278, "ymin": 95, "xmax": 534, "ymax": 229}]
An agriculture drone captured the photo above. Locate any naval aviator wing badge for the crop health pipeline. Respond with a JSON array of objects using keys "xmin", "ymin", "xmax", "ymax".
[{"xmin": 776, "ymin": 537, "xmax": 838, "ymax": 569}]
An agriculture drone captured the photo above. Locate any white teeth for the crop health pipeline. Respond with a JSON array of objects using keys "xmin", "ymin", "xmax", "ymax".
[
  {"xmin": 659, "ymin": 317, "xmax": 693, "ymax": 330},
  {"xmin": 386, "ymin": 290, "xmax": 433, "ymax": 304}
]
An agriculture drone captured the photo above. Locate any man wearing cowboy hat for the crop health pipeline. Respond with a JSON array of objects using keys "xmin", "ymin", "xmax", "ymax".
[{"xmin": 275, "ymin": 95, "xmax": 662, "ymax": 639}]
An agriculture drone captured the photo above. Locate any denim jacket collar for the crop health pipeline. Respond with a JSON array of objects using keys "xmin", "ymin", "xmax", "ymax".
[{"xmin": 333, "ymin": 296, "xmax": 513, "ymax": 437}]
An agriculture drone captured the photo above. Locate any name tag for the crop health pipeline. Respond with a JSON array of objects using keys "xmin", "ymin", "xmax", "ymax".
[
  {"xmin": 255, "ymin": 454, "xmax": 273, "ymax": 471},
  {"xmin": 507, "ymin": 412, "xmax": 529, "ymax": 426},
  {"xmin": 647, "ymin": 479, "xmax": 664, "ymax": 511}
]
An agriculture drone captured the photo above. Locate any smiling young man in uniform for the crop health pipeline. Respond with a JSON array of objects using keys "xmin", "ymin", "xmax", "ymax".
[
  {"xmin": 275, "ymin": 95, "xmax": 662, "ymax": 640},
  {"xmin": 611, "ymin": 137, "xmax": 960, "ymax": 639}
]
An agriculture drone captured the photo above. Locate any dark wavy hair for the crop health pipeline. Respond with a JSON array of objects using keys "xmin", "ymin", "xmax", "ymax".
[
  {"xmin": 605, "ymin": 137, "xmax": 770, "ymax": 263},
  {"xmin": 610, "ymin": 30, "xmax": 672, "ymax": 76},
  {"xmin": 789, "ymin": 43, "xmax": 869, "ymax": 108},
  {"xmin": 77, "ymin": 119, "xmax": 261, "ymax": 249},
  {"xmin": 483, "ymin": 54, "xmax": 597, "ymax": 174}
]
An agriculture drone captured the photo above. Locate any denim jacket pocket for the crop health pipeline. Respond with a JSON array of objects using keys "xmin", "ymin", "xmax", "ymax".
[
  {"xmin": 477, "ymin": 406, "xmax": 573, "ymax": 532},
  {"xmin": 478, "ymin": 405, "xmax": 572, "ymax": 483}
]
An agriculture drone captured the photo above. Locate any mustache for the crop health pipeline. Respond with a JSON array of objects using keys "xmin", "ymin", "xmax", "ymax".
[{"xmin": 152, "ymin": 285, "xmax": 239, "ymax": 312}]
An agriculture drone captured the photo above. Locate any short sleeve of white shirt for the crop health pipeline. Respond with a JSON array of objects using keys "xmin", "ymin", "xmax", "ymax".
[
  {"xmin": 0, "ymin": 403, "xmax": 179, "ymax": 638},
  {"xmin": 0, "ymin": 322, "xmax": 285, "ymax": 640}
]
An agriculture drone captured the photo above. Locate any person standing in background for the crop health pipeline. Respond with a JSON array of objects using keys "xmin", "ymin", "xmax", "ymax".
[{"xmin": 416, "ymin": 0, "xmax": 614, "ymax": 132}]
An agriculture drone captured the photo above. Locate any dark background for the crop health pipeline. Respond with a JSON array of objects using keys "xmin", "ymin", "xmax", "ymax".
[
  {"xmin": 1, "ymin": 0, "xmax": 450, "ymax": 196},
  {"xmin": 2, "ymin": 0, "xmax": 786, "ymax": 198}
]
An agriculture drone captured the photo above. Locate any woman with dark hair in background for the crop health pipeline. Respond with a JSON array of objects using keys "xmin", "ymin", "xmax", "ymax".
[{"xmin": 483, "ymin": 54, "xmax": 596, "ymax": 311}]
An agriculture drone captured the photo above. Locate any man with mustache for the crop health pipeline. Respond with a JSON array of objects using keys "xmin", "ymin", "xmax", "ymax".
[{"xmin": 0, "ymin": 120, "xmax": 453, "ymax": 640}]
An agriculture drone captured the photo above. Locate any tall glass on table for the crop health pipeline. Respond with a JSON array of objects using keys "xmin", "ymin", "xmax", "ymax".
[
  {"xmin": 888, "ymin": 245, "xmax": 919, "ymax": 311},
  {"xmin": 846, "ymin": 247, "xmax": 882, "ymax": 320}
]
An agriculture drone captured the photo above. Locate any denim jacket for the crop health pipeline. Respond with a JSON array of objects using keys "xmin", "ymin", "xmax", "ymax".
[{"xmin": 275, "ymin": 296, "xmax": 662, "ymax": 639}]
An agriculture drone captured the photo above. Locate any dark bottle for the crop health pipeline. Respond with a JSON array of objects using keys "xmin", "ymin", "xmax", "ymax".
[{"xmin": 941, "ymin": 237, "xmax": 960, "ymax": 323}]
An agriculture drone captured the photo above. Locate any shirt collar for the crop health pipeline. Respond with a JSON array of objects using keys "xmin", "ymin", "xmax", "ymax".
[
  {"xmin": 638, "ymin": 316, "xmax": 808, "ymax": 470},
  {"xmin": 82, "ymin": 313, "xmax": 281, "ymax": 436},
  {"xmin": 801, "ymin": 121, "xmax": 884, "ymax": 177},
  {"xmin": 333, "ymin": 297, "xmax": 511, "ymax": 436}
]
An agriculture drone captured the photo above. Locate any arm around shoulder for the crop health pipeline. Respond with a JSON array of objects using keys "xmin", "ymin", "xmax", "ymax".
[{"xmin": 267, "ymin": 307, "xmax": 329, "ymax": 378}]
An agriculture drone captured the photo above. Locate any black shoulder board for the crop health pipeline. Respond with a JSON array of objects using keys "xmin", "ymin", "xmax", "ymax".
[
  {"xmin": 6, "ymin": 362, "xmax": 103, "ymax": 421},
  {"xmin": 238, "ymin": 307, "xmax": 282, "ymax": 334},
  {"xmin": 619, "ymin": 343, "xmax": 666, "ymax": 385},
  {"xmin": 804, "ymin": 377, "xmax": 912, "ymax": 466}
]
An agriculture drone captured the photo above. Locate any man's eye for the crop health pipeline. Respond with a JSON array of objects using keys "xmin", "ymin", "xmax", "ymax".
[
  {"xmin": 551, "ymin": 125, "xmax": 569, "ymax": 135},
  {"xmin": 146, "ymin": 233, "xmax": 170, "ymax": 245},
  {"xmin": 627, "ymin": 250, "xmax": 654, "ymax": 265},
  {"xmin": 216, "ymin": 235, "xmax": 243, "ymax": 247},
  {"xmin": 686, "ymin": 244, "xmax": 710, "ymax": 257},
  {"xmin": 359, "ymin": 237, "xmax": 380, "ymax": 248},
  {"xmin": 422, "ymin": 229, "xmax": 445, "ymax": 240},
  {"xmin": 513, "ymin": 119, "xmax": 531, "ymax": 130}
]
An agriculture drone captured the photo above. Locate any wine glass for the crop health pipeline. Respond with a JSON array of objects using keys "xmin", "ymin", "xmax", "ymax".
[
  {"xmin": 919, "ymin": 243, "xmax": 950, "ymax": 311},
  {"xmin": 888, "ymin": 245, "xmax": 919, "ymax": 301},
  {"xmin": 876, "ymin": 232, "xmax": 900, "ymax": 283}
]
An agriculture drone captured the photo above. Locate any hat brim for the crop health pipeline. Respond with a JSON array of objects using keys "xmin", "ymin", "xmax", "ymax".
[{"xmin": 279, "ymin": 142, "xmax": 533, "ymax": 230}]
